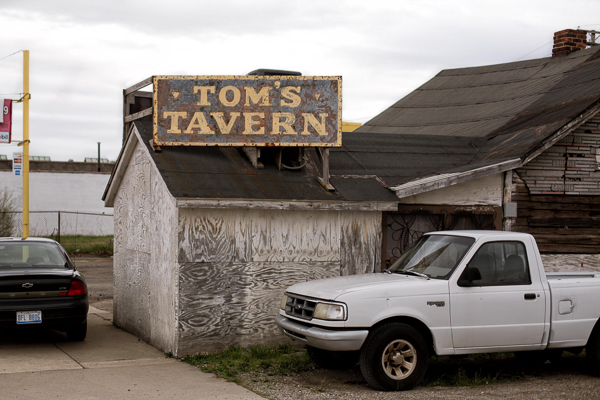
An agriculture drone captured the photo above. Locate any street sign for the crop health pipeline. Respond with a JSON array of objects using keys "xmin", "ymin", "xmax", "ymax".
[
  {"xmin": 153, "ymin": 75, "xmax": 342, "ymax": 147},
  {"xmin": 0, "ymin": 99, "xmax": 12, "ymax": 144},
  {"xmin": 13, "ymin": 152, "xmax": 22, "ymax": 176}
]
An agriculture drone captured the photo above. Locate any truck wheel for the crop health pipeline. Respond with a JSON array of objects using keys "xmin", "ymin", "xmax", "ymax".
[
  {"xmin": 587, "ymin": 328, "xmax": 600, "ymax": 375},
  {"xmin": 359, "ymin": 323, "xmax": 429, "ymax": 391},
  {"xmin": 306, "ymin": 346, "xmax": 359, "ymax": 369}
]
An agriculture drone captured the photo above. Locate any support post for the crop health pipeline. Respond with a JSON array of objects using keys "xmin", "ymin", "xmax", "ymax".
[
  {"xmin": 317, "ymin": 148, "xmax": 335, "ymax": 191},
  {"xmin": 22, "ymin": 50, "xmax": 29, "ymax": 239},
  {"xmin": 97, "ymin": 142, "xmax": 101, "ymax": 172}
]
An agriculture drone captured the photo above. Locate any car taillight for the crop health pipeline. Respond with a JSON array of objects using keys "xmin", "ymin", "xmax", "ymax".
[{"xmin": 66, "ymin": 280, "xmax": 87, "ymax": 296}]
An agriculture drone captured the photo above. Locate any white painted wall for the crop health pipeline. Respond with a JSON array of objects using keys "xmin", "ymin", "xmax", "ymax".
[
  {"xmin": 0, "ymin": 171, "xmax": 112, "ymax": 213},
  {"xmin": 0, "ymin": 171, "xmax": 113, "ymax": 236},
  {"xmin": 398, "ymin": 173, "xmax": 504, "ymax": 206}
]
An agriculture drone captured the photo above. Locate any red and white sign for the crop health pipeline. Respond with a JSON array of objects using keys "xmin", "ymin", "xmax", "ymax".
[{"xmin": 0, "ymin": 99, "xmax": 12, "ymax": 144}]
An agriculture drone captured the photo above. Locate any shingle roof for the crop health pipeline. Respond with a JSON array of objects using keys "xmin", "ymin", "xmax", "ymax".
[
  {"xmin": 346, "ymin": 46, "xmax": 600, "ymax": 187},
  {"xmin": 131, "ymin": 118, "xmax": 399, "ymax": 203}
]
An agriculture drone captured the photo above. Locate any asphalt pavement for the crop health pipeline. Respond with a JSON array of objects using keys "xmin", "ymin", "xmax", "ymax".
[{"xmin": 0, "ymin": 256, "xmax": 265, "ymax": 400}]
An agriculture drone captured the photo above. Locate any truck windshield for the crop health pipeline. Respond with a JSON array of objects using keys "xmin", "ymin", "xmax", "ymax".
[{"xmin": 388, "ymin": 235, "xmax": 475, "ymax": 280}]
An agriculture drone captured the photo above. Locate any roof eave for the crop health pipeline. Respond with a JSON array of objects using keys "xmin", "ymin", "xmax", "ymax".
[
  {"xmin": 102, "ymin": 124, "xmax": 139, "ymax": 207},
  {"xmin": 390, "ymin": 158, "xmax": 523, "ymax": 198},
  {"xmin": 176, "ymin": 198, "xmax": 399, "ymax": 211}
]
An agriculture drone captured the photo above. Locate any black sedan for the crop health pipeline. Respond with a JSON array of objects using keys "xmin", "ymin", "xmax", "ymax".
[{"xmin": 0, "ymin": 237, "xmax": 88, "ymax": 340}]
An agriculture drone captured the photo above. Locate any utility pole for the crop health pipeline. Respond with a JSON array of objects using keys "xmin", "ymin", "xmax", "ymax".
[
  {"xmin": 22, "ymin": 50, "xmax": 30, "ymax": 239},
  {"xmin": 97, "ymin": 142, "xmax": 101, "ymax": 172}
]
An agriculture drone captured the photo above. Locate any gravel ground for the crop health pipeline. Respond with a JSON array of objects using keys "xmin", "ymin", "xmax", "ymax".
[{"xmin": 237, "ymin": 356, "xmax": 600, "ymax": 400}]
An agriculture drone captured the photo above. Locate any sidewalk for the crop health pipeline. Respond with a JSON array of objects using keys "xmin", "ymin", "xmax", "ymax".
[{"xmin": 0, "ymin": 307, "xmax": 265, "ymax": 399}]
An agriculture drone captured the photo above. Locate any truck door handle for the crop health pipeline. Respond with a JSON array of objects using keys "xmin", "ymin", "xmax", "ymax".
[{"xmin": 524, "ymin": 293, "xmax": 536, "ymax": 300}]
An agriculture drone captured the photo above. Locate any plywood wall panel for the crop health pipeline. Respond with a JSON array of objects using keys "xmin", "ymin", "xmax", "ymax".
[
  {"xmin": 148, "ymin": 165, "xmax": 179, "ymax": 352},
  {"xmin": 251, "ymin": 210, "xmax": 340, "ymax": 262},
  {"xmin": 340, "ymin": 211, "xmax": 382, "ymax": 275},
  {"xmin": 178, "ymin": 208, "xmax": 251, "ymax": 264},
  {"xmin": 177, "ymin": 261, "xmax": 339, "ymax": 355},
  {"xmin": 113, "ymin": 139, "xmax": 179, "ymax": 353}
]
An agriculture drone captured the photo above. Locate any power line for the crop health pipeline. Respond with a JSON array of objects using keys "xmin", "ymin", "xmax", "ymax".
[
  {"xmin": 0, "ymin": 50, "xmax": 23, "ymax": 63},
  {"xmin": 516, "ymin": 40, "xmax": 553, "ymax": 61}
]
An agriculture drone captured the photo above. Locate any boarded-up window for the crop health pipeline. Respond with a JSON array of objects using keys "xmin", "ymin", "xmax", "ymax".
[{"xmin": 386, "ymin": 210, "xmax": 495, "ymax": 266}]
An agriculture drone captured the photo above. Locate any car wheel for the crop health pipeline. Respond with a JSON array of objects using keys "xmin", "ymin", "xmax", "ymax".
[
  {"xmin": 66, "ymin": 320, "xmax": 87, "ymax": 341},
  {"xmin": 359, "ymin": 323, "xmax": 429, "ymax": 391},
  {"xmin": 306, "ymin": 346, "xmax": 359, "ymax": 370}
]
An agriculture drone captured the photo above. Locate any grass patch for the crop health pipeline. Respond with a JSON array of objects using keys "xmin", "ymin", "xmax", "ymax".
[
  {"xmin": 51, "ymin": 235, "xmax": 113, "ymax": 255},
  {"xmin": 182, "ymin": 344, "xmax": 314, "ymax": 380}
]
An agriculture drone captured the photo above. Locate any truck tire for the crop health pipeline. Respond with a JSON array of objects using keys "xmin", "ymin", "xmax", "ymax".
[
  {"xmin": 587, "ymin": 328, "xmax": 600, "ymax": 375},
  {"xmin": 306, "ymin": 346, "xmax": 359, "ymax": 370},
  {"xmin": 359, "ymin": 323, "xmax": 429, "ymax": 391}
]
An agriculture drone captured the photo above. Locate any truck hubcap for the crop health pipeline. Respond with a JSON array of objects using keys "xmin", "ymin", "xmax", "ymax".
[{"xmin": 382, "ymin": 339, "xmax": 416, "ymax": 380}]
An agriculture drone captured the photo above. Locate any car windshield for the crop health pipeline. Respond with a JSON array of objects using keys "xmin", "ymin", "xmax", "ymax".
[
  {"xmin": 0, "ymin": 242, "xmax": 69, "ymax": 269},
  {"xmin": 388, "ymin": 235, "xmax": 475, "ymax": 279}
]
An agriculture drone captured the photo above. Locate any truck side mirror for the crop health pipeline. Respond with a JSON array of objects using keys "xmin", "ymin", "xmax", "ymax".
[{"xmin": 457, "ymin": 267, "xmax": 482, "ymax": 287}]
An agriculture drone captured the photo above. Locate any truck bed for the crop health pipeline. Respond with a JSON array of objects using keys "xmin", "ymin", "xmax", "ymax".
[{"xmin": 546, "ymin": 272, "xmax": 600, "ymax": 348}]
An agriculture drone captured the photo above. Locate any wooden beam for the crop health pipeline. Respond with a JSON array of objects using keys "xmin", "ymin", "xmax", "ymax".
[
  {"xmin": 391, "ymin": 159, "xmax": 522, "ymax": 198},
  {"xmin": 124, "ymin": 107, "xmax": 152, "ymax": 123},
  {"xmin": 176, "ymin": 198, "xmax": 398, "ymax": 211},
  {"xmin": 124, "ymin": 77, "xmax": 153, "ymax": 96},
  {"xmin": 131, "ymin": 90, "xmax": 153, "ymax": 98},
  {"xmin": 318, "ymin": 148, "xmax": 335, "ymax": 191}
]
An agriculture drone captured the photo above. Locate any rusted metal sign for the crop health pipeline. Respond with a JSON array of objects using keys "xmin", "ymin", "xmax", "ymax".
[{"xmin": 153, "ymin": 75, "xmax": 341, "ymax": 147}]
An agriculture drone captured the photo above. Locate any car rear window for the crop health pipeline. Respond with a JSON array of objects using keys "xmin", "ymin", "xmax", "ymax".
[{"xmin": 0, "ymin": 242, "xmax": 69, "ymax": 269}]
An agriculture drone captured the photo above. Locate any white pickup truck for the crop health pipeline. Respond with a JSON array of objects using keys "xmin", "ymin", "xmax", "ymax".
[{"xmin": 275, "ymin": 231, "xmax": 600, "ymax": 391}]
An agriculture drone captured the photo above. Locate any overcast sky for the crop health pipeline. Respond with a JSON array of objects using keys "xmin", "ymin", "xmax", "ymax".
[{"xmin": 0, "ymin": 1, "xmax": 598, "ymax": 162}]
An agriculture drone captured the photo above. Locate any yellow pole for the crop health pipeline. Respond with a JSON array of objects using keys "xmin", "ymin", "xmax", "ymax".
[{"xmin": 22, "ymin": 50, "xmax": 29, "ymax": 239}]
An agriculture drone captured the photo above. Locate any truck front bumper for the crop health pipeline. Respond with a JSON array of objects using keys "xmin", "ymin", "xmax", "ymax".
[{"xmin": 276, "ymin": 315, "xmax": 369, "ymax": 351}]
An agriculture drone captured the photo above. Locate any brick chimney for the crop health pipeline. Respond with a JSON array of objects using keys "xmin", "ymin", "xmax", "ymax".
[{"xmin": 553, "ymin": 29, "xmax": 588, "ymax": 56}]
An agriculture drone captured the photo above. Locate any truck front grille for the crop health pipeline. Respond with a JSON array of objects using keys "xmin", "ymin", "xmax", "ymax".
[{"xmin": 284, "ymin": 295, "xmax": 316, "ymax": 320}]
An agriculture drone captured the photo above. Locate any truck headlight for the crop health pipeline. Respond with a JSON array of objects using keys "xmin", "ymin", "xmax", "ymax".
[
  {"xmin": 314, "ymin": 302, "xmax": 345, "ymax": 321},
  {"xmin": 280, "ymin": 295, "xmax": 288, "ymax": 311}
]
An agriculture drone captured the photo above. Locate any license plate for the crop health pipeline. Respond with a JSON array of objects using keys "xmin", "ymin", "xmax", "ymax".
[{"xmin": 16, "ymin": 311, "xmax": 42, "ymax": 325}]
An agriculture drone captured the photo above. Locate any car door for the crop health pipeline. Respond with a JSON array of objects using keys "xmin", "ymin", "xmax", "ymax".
[{"xmin": 449, "ymin": 239, "xmax": 547, "ymax": 350}]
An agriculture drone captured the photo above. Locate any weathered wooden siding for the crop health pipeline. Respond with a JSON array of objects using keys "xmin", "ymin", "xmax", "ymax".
[
  {"xmin": 511, "ymin": 115, "xmax": 600, "ymax": 253},
  {"xmin": 519, "ymin": 115, "xmax": 600, "ymax": 195},
  {"xmin": 177, "ymin": 261, "xmax": 339, "ymax": 354},
  {"xmin": 113, "ymin": 140, "xmax": 178, "ymax": 352},
  {"xmin": 176, "ymin": 209, "xmax": 381, "ymax": 354},
  {"xmin": 512, "ymin": 167, "xmax": 600, "ymax": 254},
  {"xmin": 340, "ymin": 211, "xmax": 382, "ymax": 275},
  {"xmin": 251, "ymin": 210, "xmax": 340, "ymax": 262}
]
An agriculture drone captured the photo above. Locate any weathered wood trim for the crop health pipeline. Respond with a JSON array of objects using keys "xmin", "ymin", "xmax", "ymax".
[
  {"xmin": 523, "ymin": 101, "xmax": 600, "ymax": 166},
  {"xmin": 124, "ymin": 77, "xmax": 153, "ymax": 96},
  {"xmin": 124, "ymin": 107, "xmax": 153, "ymax": 123},
  {"xmin": 131, "ymin": 90, "xmax": 153, "ymax": 99},
  {"xmin": 502, "ymin": 170, "xmax": 514, "ymax": 231},
  {"xmin": 175, "ymin": 198, "xmax": 398, "ymax": 211},
  {"xmin": 390, "ymin": 159, "xmax": 522, "ymax": 198},
  {"xmin": 103, "ymin": 124, "xmax": 138, "ymax": 206}
]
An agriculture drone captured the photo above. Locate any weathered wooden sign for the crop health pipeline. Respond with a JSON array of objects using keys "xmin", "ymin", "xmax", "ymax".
[{"xmin": 153, "ymin": 75, "xmax": 341, "ymax": 147}]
